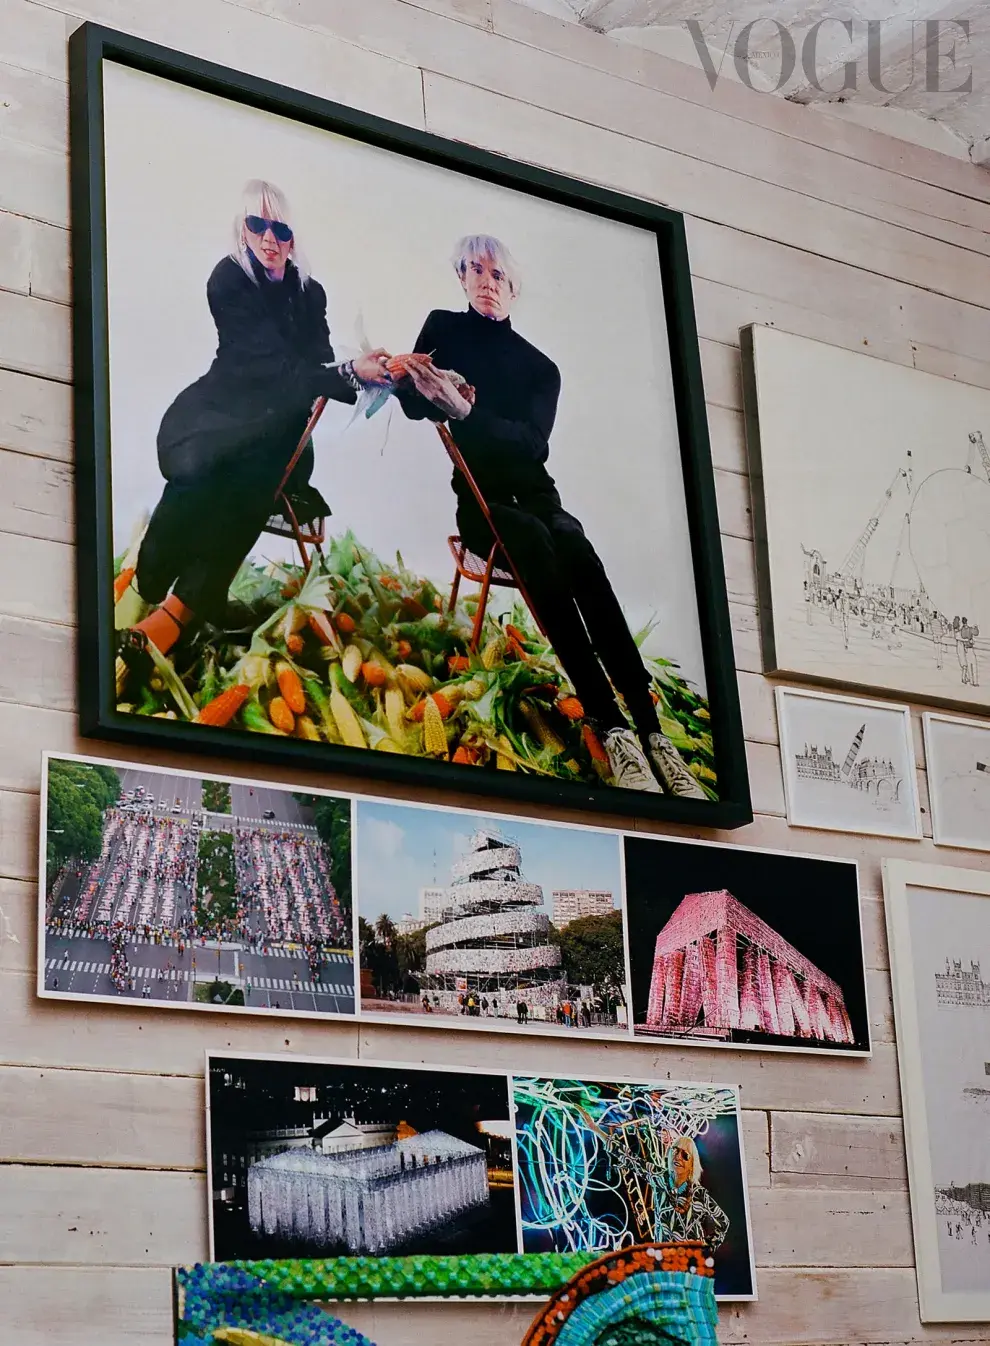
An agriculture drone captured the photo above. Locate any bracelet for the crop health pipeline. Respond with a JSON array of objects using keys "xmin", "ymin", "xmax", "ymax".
[{"xmin": 339, "ymin": 360, "xmax": 363, "ymax": 393}]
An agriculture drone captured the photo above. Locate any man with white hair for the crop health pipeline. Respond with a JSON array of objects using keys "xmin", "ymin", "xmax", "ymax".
[{"xmin": 394, "ymin": 233, "xmax": 705, "ymax": 798}]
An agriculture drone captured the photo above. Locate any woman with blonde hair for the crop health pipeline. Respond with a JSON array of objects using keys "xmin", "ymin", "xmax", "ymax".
[{"xmin": 125, "ymin": 180, "xmax": 390, "ymax": 659}]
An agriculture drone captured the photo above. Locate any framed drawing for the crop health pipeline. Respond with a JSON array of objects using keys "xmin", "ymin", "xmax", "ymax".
[
  {"xmin": 207, "ymin": 1051, "xmax": 757, "ymax": 1300},
  {"xmin": 883, "ymin": 859, "xmax": 990, "ymax": 1323},
  {"xmin": 742, "ymin": 324, "xmax": 990, "ymax": 713},
  {"xmin": 70, "ymin": 24, "xmax": 750, "ymax": 827},
  {"xmin": 624, "ymin": 832, "xmax": 870, "ymax": 1055},
  {"xmin": 923, "ymin": 713, "xmax": 990, "ymax": 852},
  {"xmin": 776, "ymin": 687, "xmax": 922, "ymax": 840}
]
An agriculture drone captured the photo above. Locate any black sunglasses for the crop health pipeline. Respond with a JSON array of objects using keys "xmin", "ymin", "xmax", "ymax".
[{"xmin": 244, "ymin": 215, "xmax": 293, "ymax": 243}]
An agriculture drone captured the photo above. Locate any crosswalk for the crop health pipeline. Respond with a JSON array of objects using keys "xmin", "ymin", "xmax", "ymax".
[
  {"xmin": 44, "ymin": 957, "xmax": 351, "ymax": 995},
  {"xmin": 47, "ymin": 930, "xmax": 353, "ymax": 961},
  {"xmin": 260, "ymin": 947, "xmax": 352, "ymax": 962}
]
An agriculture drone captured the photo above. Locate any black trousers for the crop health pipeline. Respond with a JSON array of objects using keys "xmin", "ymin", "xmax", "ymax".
[
  {"xmin": 459, "ymin": 497, "xmax": 655, "ymax": 733},
  {"xmin": 136, "ymin": 433, "xmax": 312, "ymax": 623}
]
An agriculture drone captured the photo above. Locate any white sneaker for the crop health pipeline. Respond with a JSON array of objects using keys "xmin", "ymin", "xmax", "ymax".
[
  {"xmin": 603, "ymin": 728, "xmax": 662, "ymax": 793},
  {"xmin": 648, "ymin": 732, "xmax": 707, "ymax": 799}
]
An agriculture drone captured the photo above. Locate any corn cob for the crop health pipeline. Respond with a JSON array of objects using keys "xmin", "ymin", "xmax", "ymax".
[
  {"xmin": 556, "ymin": 695, "xmax": 585, "ymax": 721},
  {"xmin": 308, "ymin": 612, "xmax": 339, "ymax": 649},
  {"xmin": 481, "ymin": 635, "xmax": 505, "ymax": 670},
  {"xmin": 396, "ymin": 663, "xmax": 433, "ymax": 697},
  {"xmin": 342, "ymin": 643, "xmax": 363, "ymax": 683},
  {"xmin": 495, "ymin": 734, "xmax": 516, "ymax": 770},
  {"xmin": 423, "ymin": 694, "xmax": 449, "ymax": 758},
  {"xmin": 458, "ymin": 677, "xmax": 487, "ymax": 701},
  {"xmin": 330, "ymin": 666, "xmax": 366, "ymax": 747},
  {"xmin": 196, "ymin": 683, "xmax": 251, "ymax": 726},
  {"xmin": 295, "ymin": 714, "xmax": 321, "ymax": 741},
  {"xmin": 385, "ymin": 686, "xmax": 407, "ymax": 743},
  {"xmin": 519, "ymin": 701, "xmax": 565, "ymax": 754},
  {"xmin": 408, "ymin": 691, "xmax": 454, "ymax": 722},
  {"xmin": 113, "ymin": 566, "xmax": 136, "ymax": 603},
  {"xmin": 335, "ymin": 611, "xmax": 357, "ymax": 635},
  {"xmin": 268, "ymin": 695, "xmax": 295, "ymax": 734},
  {"xmin": 303, "ymin": 677, "xmax": 340, "ymax": 743},
  {"xmin": 241, "ymin": 697, "xmax": 286, "ymax": 735},
  {"xmin": 275, "ymin": 661, "xmax": 306, "ymax": 714}
]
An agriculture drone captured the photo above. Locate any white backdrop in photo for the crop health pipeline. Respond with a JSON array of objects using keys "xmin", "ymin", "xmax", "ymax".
[
  {"xmin": 103, "ymin": 62, "xmax": 706, "ymax": 688},
  {"xmin": 777, "ymin": 689, "xmax": 920, "ymax": 839},
  {"xmin": 924, "ymin": 715, "xmax": 990, "ymax": 851}
]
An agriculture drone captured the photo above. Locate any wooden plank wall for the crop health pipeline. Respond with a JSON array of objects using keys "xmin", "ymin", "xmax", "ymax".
[{"xmin": 1, "ymin": 0, "xmax": 989, "ymax": 1341}]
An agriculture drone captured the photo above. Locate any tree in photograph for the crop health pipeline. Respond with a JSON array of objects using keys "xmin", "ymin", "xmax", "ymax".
[
  {"xmin": 553, "ymin": 911, "xmax": 626, "ymax": 997},
  {"xmin": 358, "ymin": 915, "xmax": 400, "ymax": 996},
  {"xmin": 195, "ymin": 830, "xmax": 238, "ymax": 931},
  {"xmin": 201, "ymin": 779, "xmax": 232, "ymax": 813},
  {"xmin": 46, "ymin": 759, "xmax": 121, "ymax": 890}
]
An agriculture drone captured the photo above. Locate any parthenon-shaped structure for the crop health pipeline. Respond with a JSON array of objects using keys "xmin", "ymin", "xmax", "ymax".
[{"xmin": 643, "ymin": 889, "xmax": 854, "ymax": 1044}]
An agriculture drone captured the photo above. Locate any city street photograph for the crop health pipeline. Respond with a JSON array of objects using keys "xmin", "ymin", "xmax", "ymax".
[{"xmin": 40, "ymin": 753, "xmax": 355, "ymax": 1018}]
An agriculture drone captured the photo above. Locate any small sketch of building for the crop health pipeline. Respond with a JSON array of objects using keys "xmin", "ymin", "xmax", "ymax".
[
  {"xmin": 935, "ymin": 958, "xmax": 990, "ymax": 1008},
  {"xmin": 247, "ymin": 1129, "xmax": 490, "ymax": 1253},
  {"xmin": 643, "ymin": 889, "xmax": 854, "ymax": 1044},
  {"xmin": 416, "ymin": 829, "xmax": 565, "ymax": 1009},
  {"xmin": 795, "ymin": 722, "xmax": 902, "ymax": 803}
]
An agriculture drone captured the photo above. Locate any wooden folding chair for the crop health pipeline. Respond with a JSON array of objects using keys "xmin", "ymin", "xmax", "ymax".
[
  {"xmin": 435, "ymin": 422, "xmax": 547, "ymax": 652},
  {"xmin": 263, "ymin": 396, "xmax": 329, "ymax": 569}
]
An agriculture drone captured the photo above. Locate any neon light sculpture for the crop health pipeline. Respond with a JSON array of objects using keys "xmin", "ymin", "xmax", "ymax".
[
  {"xmin": 514, "ymin": 1078, "xmax": 735, "ymax": 1254},
  {"xmin": 644, "ymin": 889, "xmax": 854, "ymax": 1044}
]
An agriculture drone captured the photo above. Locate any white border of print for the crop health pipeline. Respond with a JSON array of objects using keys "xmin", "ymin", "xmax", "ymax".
[
  {"xmin": 37, "ymin": 750, "xmax": 870, "ymax": 1058},
  {"xmin": 882, "ymin": 860, "xmax": 990, "ymax": 1323},
  {"xmin": 204, "ymin": 1047, "xmax": 757, "ymax": 1302},
  {"xmin": 922, "ymin": 713, "xmax": 990, "ymax": 853},
  {"xmin": 776, "ymin": 686, "xmax": 922, "ymax": 841}
]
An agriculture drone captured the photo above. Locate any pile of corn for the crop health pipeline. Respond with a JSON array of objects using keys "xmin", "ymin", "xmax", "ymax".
[{"xmin": 113, "ymin": 531, "xmax": 717, "ymax": 796}]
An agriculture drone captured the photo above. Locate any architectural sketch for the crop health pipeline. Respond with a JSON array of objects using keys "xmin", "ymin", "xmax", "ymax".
[
  {"xmin": 923, "ymin": 714, "xmax": 990, "ymax": 852},
  {"xmin": 745, "ymin": 326, "xmax": 990, "ymax": 710},
  {"xmin": 777, "ymin": 688, "xmax": 921, "ymax": 839},
  {"xmin": 641, "ymin": 889, "xmax": 854, "ymax": 1045}
]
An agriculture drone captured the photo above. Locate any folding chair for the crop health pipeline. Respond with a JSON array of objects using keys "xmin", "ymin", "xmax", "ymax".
[
  {"xmin": 435, "ymin": 422, "xmax": 547, "ymax": 652},
  {"xmin": 263, "ymin": 396, "xmax": 329, "ymax": 569}
]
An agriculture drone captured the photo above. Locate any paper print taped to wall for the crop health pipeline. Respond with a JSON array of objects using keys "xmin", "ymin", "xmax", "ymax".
[
  {"xmin": 743, "ymin": 324, "xmax": 990, "ymax": 713},
  {"xmin": 623, "ymin": 833, "xmax": 870, "ymax": 1056},
  {"xmin": 71, "ymin": 26, "xmax": 750, "ymax": 828},
  {"xmin": 206, "ymin": 1053, "xmax": 756, "ymax": 1301}
]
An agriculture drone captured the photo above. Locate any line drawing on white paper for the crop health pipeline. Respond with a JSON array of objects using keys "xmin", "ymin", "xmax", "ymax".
[
  {"xmin": 924, "ymin": 714, "xmax": 990, "ymax": 852},
  {"xmin": 794, "ymin": 722, "xmax": 903, "ymax": 808},
  {"xmin": 798, "ymin": 432, "xmax": 989, "ymax": 692}
]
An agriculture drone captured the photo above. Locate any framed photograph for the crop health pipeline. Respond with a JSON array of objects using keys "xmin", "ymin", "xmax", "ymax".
[
  {"xmin": 39, "ymin": 752, "xmax": 356, "ymax": 1020},
  {"xmin": 882, "ymin": 859, "xmax": 990, "ymax": 1323},
  {"xmin": 776, "ymin": 686, "xmax": 922, "ymax": 840},
  {"xmin": 207, "ymin": 1051, "xmax": 756, "ymax": 1301},
  {"xmin": 624, "ymin": 832, "xmax": 870, "ymax": 1055},
  {"xmin": 923, "ymin": 713, "xmax": 990, "ymax": 852},
  {"xmin": 742, "ymin": 324, "xmax": 990, "ymax": 713},
  {"xmin": 70, "ymin": 24, "xmax": 750, "ymax": 828},
  {"xmin": 354, "ymin": 796, "xmax": 632, "ymax": 1040}
]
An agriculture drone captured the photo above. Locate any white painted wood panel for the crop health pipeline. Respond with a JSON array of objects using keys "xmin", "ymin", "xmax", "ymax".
[{"xmin": 771, "ymin": 1110, "xmax": 908, "ymax": 1189}]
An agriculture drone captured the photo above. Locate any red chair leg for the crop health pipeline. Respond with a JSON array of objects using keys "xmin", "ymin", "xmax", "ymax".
[
  {"xmin": 448, "ymin": 565, "xmax": 462, "ymax": 615},
  {"xmin": 470, "ymin": 545, "xmax": 499, "ymax": 652}
]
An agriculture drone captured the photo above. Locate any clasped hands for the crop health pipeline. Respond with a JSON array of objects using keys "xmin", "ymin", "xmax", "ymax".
[{"xmin": 352, "ymin": 348, "xmax": 475, "ymax": 421}]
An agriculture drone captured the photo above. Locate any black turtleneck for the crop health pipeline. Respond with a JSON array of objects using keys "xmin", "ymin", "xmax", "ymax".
[{"xmin": 397, "ymin": 305, "xmax": 562, "ymax": 511}]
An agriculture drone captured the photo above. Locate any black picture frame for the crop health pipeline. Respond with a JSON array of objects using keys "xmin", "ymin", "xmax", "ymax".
[{"xmin": 69, "ymin": 22, "xmax": 751, "ymax": 828}]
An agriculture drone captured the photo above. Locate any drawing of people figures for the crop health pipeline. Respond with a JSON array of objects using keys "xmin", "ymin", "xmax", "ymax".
[
  {"xmin": 954, "ymin": 616, "xmax": 968, "ymax": 682},
  {"xmin": 962, "ymin": 618, "xmax": 981, "ymax": 687},
  {"xmin": 932, "ymin": 611, "xmax": 948, "ymax": 670}
]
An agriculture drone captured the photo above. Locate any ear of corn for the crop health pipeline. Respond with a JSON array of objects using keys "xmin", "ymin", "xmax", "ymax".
[
  {"xmin": 275, "ymin": 661, "xmax": 306, "ymax": 714},
  {"xmin": 280, "ymin": 604, "xmax": 307, "ymax": 644},
  {"xmin": 330, "ymin": 685, "xmax": 366, "ymax": 748},
  {"xmin": 385, "ymin": 687, "xmax": 407, "ymax": 743},
  {"xmin": 268, "ymin": 696, "xmax": 296, "ymax": 734},
  {"xmin": 113, "ymin": 566, "xmax": 136, "ymax": 603},
  {"xmin": 482, "ymin": 635, "xmax": 505, "ymax": 669},
  {"xmin": 303, "ymin": 677, "xmax": 340, "ymax": 743},
  {"xmin": 308, "ymin": 612, "xmax": 340, "ymax": 651},
  {"xmin": 295, "ymin": 714, "xmax": 321, "ymax": 741},
  {"xmin": 342, "ymin": 644, "xmax": 363, "ymax": 683},
  {"xmin": 557, "ymin": 695, "xmax": 585, "ymax": 721},
  {"xmin": 241, "ymin": 697, "xmax": 287, "ymax": 735},
  {"xmin": 458, "ymin": 677, "xmax": 487, "ymax": 702},
  {"xmin": 408, "ymin": 691, "xmax": 455, "ymax": 723},
  {"xmin": 196, "ymin": 683, "xmax": 251, "ymax": 727},
  {"xmin": 495, "ymin": 734, "xmax": 516, "ymax": 770},
  {"xmin": 335, "ymin": 611, "xmax": 357, "ymax": 635},
  {"xmin": 396, "ymin": 663, "xmax": 433, "ymax": 696},
  {"xmin": 582, "ymin": 723, "xmax": 609, "ymax": 764},
  {"xmin": 519, "ymin": 701, "xmax": 565, "ymax": 754},
  {"xmin": 423, "ymin": 695, "xmax": 449, "ymax": 758}
]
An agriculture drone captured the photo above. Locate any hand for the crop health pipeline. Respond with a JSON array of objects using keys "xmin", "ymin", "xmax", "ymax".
[
  {"xmin": 351, "ymin": 348, "xmax": 392, "ymax": 385},
  {"xmin": 405, "ymin": 360, "xmax": 473, "ymax": 421}
]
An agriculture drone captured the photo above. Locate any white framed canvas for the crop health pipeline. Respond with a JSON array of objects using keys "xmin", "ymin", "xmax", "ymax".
[
  {"xmin": 923, "ymin": 713, "xmax": 990, "ymax": 852},
  {"xmin": 776, "ymin": 687, "xmax": 921, "ymax": 840},
  {"xmin": 883, "ymin": 859, "xmax": 990, "ymax": 1323},
  {"xmin": 743, "ymin": 324, "xmax": 990, "ymax": 714}
]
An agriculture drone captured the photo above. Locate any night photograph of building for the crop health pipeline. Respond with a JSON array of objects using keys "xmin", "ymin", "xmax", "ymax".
[
  {"xmin": 623, "ymin": 835, "xmax": 870, "ymax": 1054},
  {"xmin": 208, "ymin": 1054, "xmax": 517, "ymax": 1260}
]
